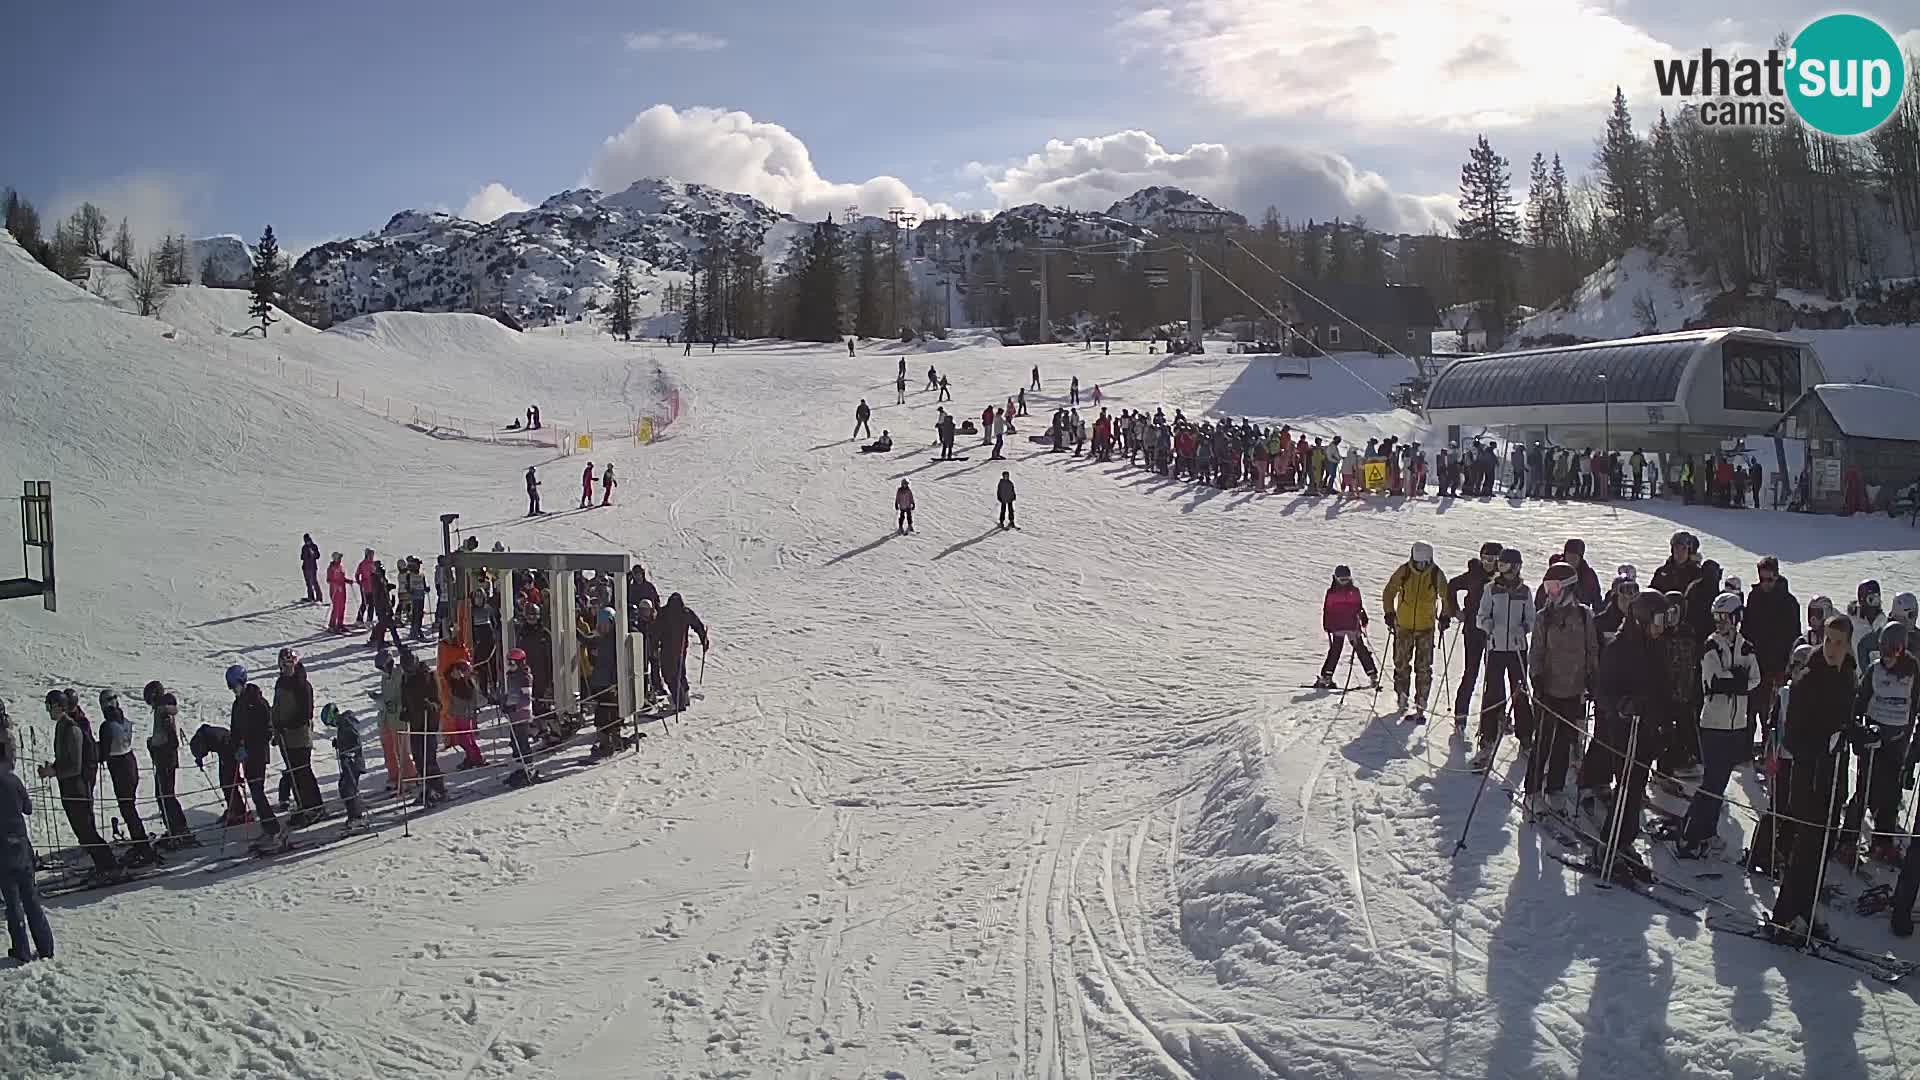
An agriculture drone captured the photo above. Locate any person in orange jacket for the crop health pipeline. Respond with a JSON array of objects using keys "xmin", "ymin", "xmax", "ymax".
[
  {"xmin": 354, "ymin": 548, "xmax": 376, "ymax": 625},
  {"xmin": 326, "ymin": 552, "xmax": 350, "ymax": 633}
]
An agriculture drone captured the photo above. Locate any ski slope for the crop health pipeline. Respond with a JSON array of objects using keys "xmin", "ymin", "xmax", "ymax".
[{"xmin": 4, "ymin": 233, "xmax": 1920, "ymax": 1079}]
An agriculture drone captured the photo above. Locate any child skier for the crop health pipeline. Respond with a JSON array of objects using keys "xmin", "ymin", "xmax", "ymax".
[
  {"xmin": 895, "ymin": 480, "xmax": 915, "ymax": 534},
  {"xmin": 503, "ymin": 648, "xmax": 543, "ymax": 788},
  {"xmin": 322, "ymin": 704, "xmax": 365, "ymax": 827},
  {"xmin": 1317, "ymin": 566, "xmax": 1380, "ymax": 689},
  {"xmin": 600, "ymin": 463, "xmax": 616, "ymax": 506}
]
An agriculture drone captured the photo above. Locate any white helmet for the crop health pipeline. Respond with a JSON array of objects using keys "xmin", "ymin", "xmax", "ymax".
[
  {"xmin": 1893, "ymin": 592, "xmax": 1919, "ymax": 624},
  {"xmin": 1712, "ymin": 592, "xmax": 1745, "ymax": 619},
  {"xmin": 1410, "ymin": 541, "xmax": 1434, "ymax": 566},
  {"xmin": 1723, "ymin": 575, "xmax": 1744, "ymax": 595},
  {"xmin": 1616, "ymin": 563, "xmax": 1637, "ymax": 582}
]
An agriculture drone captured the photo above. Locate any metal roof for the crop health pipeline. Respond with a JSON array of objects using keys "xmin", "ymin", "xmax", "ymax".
[{"xmin": 1426, "ymin": 335, "xmax": 1710, "ymax": 410}]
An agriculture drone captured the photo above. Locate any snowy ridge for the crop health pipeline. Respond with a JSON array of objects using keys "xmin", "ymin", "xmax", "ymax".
[
  {"xmin": 188, "ymin": 234, "xmax": 255, "ymax": 288},
  {"xmin": 1103, "ymin": 186, "xmax": 1247, "ymax": 231}
]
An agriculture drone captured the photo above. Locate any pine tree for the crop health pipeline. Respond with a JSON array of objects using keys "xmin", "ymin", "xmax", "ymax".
[
  {"xmin": 685, "ymin": 265, "xmax": 703, "ymax": 343},
  {"xmin": 1457, "ymin": 135, "xmax": 1521, "ymax": 347},
  {"xmin": 1355, "ymin": 218, "xmax": 1384, "ymax": 284},
  {"xmin": 1649, "ymin": 111, "xmax": 1687, "ymax": 221},
  {"xmin": 606, "ymin": 254, "xmax": 636, "ymax": 340},
  {"xmin": 1596, "ymin": 87, "xmax": 1652, "ymax": 253},
  {"xmin": 789, "ymin": 218, "xmax": 845, "ymax": 341},
  {"xmin": 1326, "ymin": 218, "xmax": 1350, "ymax": 282},
  {"xmin": 249, "ymin": 225, "xmax": 281, "ymax": 335}
]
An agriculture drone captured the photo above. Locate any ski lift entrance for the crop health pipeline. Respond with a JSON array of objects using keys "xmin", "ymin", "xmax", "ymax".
[{"xmin": 1, "ymin": 481, "xmax": 55, "ymax": 612}]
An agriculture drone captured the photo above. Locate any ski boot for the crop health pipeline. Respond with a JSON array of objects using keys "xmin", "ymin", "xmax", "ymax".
[
  {"xmin": 1468, "ymin": 743, "xmax": 1496, "ymax": 772},
  {"xmin": 1406, "ymin": 706, "xmax": 1427, "ymax": 726},
  {"xmin": 1311, "ymin": 674, "xmax": 1335, "ymax": 690},
  {"xmin": 1606, "ymin": 847, "xmax": 1654, "ymax": 885},
  {"xmin": 1367, "ymin": 674, "xmax": 1381, "ymax": 691},
  {"xmin": 1871, "ymin": 841, "xmax": 1904, "ymax": 868}
]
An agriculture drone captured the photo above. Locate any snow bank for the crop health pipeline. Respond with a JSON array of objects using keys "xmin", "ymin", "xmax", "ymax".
[{"xmin": 1807, "ymin": 383, "xmax": 1920, "ymax": 441}]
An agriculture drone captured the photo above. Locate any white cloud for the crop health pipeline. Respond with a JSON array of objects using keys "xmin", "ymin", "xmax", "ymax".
[
  {"xmin": 624, "ymin": 31, "xmax": 727, "ymax": 52},
  {"xmin": 972, "ymin": 130, "xmax": 1456, "ymax": 233},
  {"xmin": 47, "ymin": 171, "xmax": 205, "ymax": 252},
  {"xmin": 1131, "ymin": 0, "xmax": 1670, "ymax": 132},
  {"xmin": 586, "ymin": 105, "xmax": 956, "ymax": 221},
  {"xmin": 459, "ymin": 182, "xmax": 533, "ymax": 222}
]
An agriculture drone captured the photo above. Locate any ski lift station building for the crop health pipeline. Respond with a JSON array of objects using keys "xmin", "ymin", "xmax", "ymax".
[{"xmin": 1422, "ymin": 328, "xmax": 1827, "ymax": 453}]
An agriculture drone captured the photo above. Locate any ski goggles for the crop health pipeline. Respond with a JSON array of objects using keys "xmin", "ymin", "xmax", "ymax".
[
  {"xmin": 1334, "ymin": 574, "xmax": 1352, "ymax": 584},
  {"xmin": 1655, "ymin": 606, "xmax": 1685, "ymax": 628},
  {"xmin": 1542, "ymin": 578, "xmax": 1568, "ymax": 600},
  {"xmin": 1614, "ymin": 582, "xmax": 1641, "ymax": 598},
  {"xmin": 1864, "ymin": 591, "xmax": 1883, "ymax": 609}
]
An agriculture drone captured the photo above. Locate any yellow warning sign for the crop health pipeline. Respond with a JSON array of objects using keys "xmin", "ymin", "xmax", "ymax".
[
  {"xmin": 575, "ymin": 433, "xmax": 593, "ymax": 451},
  {"xmin": 1363, "ymin": 460, "xmax": 1388, "ymax": 492},
  {"xmin": 637, "ymin": 417, "xmax": 655, "ymax": 444}
]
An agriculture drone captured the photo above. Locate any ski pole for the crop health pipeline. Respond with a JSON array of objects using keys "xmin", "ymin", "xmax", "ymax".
[
  {"xmin": 1598, "ymin": 711, "xmax": 1643, "ymax": 886},
  {"xmin": 700, "ymin": 648, "xmax": 706, "ymax": 686},
  {"xmin": 1453, "ymin": 721, "xmax": 1506, "ymax": 856},
  {"xmin": 1850, "ymin": 740, "xmax": 1876, "ymax": 874},
  {"xmin": 1805, "ymin": 749, "xmax": 1849, "ymax": 949}
]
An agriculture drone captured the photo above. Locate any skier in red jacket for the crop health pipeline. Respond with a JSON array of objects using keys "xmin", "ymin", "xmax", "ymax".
[
  {"xmin": 326, "ymin": 553, "xmax": 350, "ymax": 633},
  {"xmin": 579, "ymin": 461, "xmax": 596, "ymax": 509},
  {"xmin": 1317, "ymin": 565, "xmax": 1381, "ymax": 689}
]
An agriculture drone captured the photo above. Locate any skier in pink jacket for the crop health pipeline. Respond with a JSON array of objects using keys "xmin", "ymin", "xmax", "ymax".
[
  {"xmin": 579, "ymin": 462, "xmax": 596, "ymax": 509},
  {"xmin": 326, "ymin": 553, "xmax": 350, "ymax": 633}
]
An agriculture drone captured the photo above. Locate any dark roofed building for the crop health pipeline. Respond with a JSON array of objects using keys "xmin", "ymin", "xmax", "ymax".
[{"xmin": 1280, "ymin": 279, "xmax": 1439, "ymax": 356}]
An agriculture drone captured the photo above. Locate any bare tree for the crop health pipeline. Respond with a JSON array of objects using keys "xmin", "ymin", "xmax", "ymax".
[
  {"xmin": 111, "ymin": 218, "xmax": 134, "ymax": 269},
  {"xmin": 131, "ymin": 248, "xmax": 172, "ymax": 317}
]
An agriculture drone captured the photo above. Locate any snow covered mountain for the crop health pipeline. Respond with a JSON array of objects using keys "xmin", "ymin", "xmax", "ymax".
[
  {"xmin": 291, "ymin": 178, "xmax": 801, "ymax": 326},
  {"xmin": 1103, "ymin": 185, "xmax": 1247, "ymax": 231},
  {"xmin": 188, "ymin": 234, "xmax": 254, "ymax": 288}
]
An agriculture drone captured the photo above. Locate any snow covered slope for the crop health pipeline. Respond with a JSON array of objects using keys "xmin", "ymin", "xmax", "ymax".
[
  {"xmin": 189, "ymin": 234, "xmax": 254, "ymax": 287},
  {"xmin": 6, "ymin": 233, "xmax": 1920, "ymax": 1079}
]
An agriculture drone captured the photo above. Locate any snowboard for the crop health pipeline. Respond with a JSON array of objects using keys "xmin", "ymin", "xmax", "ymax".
[{"xmin": 931, "ymin": 455, "xmax": 969, "ymax": 462}]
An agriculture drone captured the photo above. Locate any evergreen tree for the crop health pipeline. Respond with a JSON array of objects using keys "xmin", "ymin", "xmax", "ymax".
[
  {"xmin": 1298, "ymin": 221, "xmax": 1323, "ymax": 278},
  {"xmin": 789, "ymin": 218, "xmax": 844, "ymax": 341},
  {"xmin": 1457, "ymin": 135, "xmax": 1521, "ymax": 347},
  {"xmin": 1354, "ymin": 217, "xmax": 1384, "ymax": 283},
  {"xmin": 1649, "ymin": 110, "xmax": 1687, "ymax": 221},
  {"xmin": 249, "ymin": 225, "xmax": 281, "ymax": 335},
  {"xmin": 1596, "ymin": 87, "xmax": 1652, "ymax": 253},
  {"xmin": 1326, "ymin": 218, "xmax": 1350, "ymax": 282},
  {"xmin": 606, "ymin": 254, "xmax": 636, "ymax": 340},
  {"xmin": 854, "ymin": 232, "xmax": 882, "ymax": 337}
]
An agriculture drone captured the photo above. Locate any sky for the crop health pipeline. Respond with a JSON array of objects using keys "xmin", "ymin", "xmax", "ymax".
[{"xmin": 3, "ymin": 0, "xmax": 1916, "ymax": 257}]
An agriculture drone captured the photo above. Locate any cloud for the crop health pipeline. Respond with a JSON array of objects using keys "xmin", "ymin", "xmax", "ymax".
[
  {"xmin": 47, "ymin": 171, "xmax": 207, "ymax": 252},
  {"xmin": 459, "ymin": 182, "xmax": 533, "ymax": 222},
  {"xmin": 624, "ymin": 31, "xmax": 727, "ymax": 52},
  {"xmin": 1129, "ymin": 0, "xmax": 1670, "ymax": 132},
  {"xmin": 972, "ymin": 130, "xmax": 1456, "ymax": 233},
  {"xmin": 587, "ymin": 105, "xmax": 956, "ymax": 221}
]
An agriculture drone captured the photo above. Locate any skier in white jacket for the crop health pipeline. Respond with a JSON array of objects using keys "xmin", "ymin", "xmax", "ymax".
[
  {"xmin": 1474, "ymin": 547, "xmax": 1534, "ymax": 769},
  {"xmin": 1678, "ymin": 591, "xmax": 1760, "ymax": 858}
]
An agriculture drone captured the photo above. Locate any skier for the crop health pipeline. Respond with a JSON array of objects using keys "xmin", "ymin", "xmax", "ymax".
[
  {"xmin": 503, "ymin": 648, "xmax": 542, "ymax": 787},
  {"xmin": 443, "ymin": 661, "xmax": 488, "ymax": 769},
  {"xmin": 1381, "ymin": 541, "xmax": 1456, "ymax": 723},
  {"xmin": 654, "ymin": 593, "xmax": 710, "ymax": 713},
  {"xmin": 1588, "ymin": 591, "xmax": 1675, "ymax": 882},
  {"xmin": 895, "ymin": 373, "xmax": 907, "ymax": 405},
  {"xmin": 854, "ymin": 400, "xmax": 872, "ymax": 440},
  {"xmin": 1449, "ymin": 542, "xmax": 1503, "ymax": 728},
  {"xmin": 898, "ymin": 356, "xmax": 906, "ymax": 381},
  {"xmin": 1847, "ymin": 618, "xmax": 1917, "ymax": 863},
  {"xmin": 997, "ymin": 471, "xmax": 1016, "ymax": 529},
  {"xmin": 1474, "ymin": 548, "xmax": 1534, "ymax": 769},
  {"xmin": 1676, "ymin": 591, "xmax": 1760, "ymax": 859},
  {"xmin": 1769, "ymin": 614, "xmax": 1858, "ymax": 941},
  {"xmin": 400, "ymin": 651, "xmax": 448, "ymax": 806},
  {"xmin": 526, "ymin": 466, "xmax": 542, "ymax": 516},
  {"xmin": 1648, "ymin": 531, "xmax": 1702, "ymax": 595},
  {"xmin": 600, "ymin": 462, "xmax": 616, "ymax": 506},
  {"xmin": 272, "ymin": 649, "xmax": 326, "ymax": 827},
  {"xmin": 1526, "ymin": 562, "xmax": 1598, "ymax": 810},
  {"xmin": 226, "ymin": 664, "xmax": 283, "ymax": 849},
  {"xmin": 981, "ymin": 405, "xmax": 995, "ymax": 445},
  {"xmin": 1017, "ymin": 387, "xmax": 1028, "ymax": 417},
  {"xmin": 0, "ymin": 764, "xmax": 54, "ymax": 963},
  {"xmin": 937, "ymin": 412, "xmax": 958, "ymax": 460},
  {"xmin": 938, "ymin": 374, "xmax": 952, "ymax": 403},
  {"xmin": 991, "ymin": 408, "xmax": 1006, "ymax": 460},
  {"xmin": 529, "ymin": 404, "xmax": 541, "ymax": 430},
  {"xmin": 1070, "ymin": 376, "xmax": 1080, "ymax": 405},
  {"xmin": 401, "ymin": 557, "xmax": 430, "ymax": 641},
  {"xmin": 1851, "ymin": 579, "xmax": 1889, "ymax": 670},
  {"xmin": 927, "ymin": 364, "xmax": 939, "ymax": 392},
  {"xmin": 1559, "ymin": 539, "xmax": 1604, "ymax": 610},
  {"xmin": 1031, "ymin": 364, "xmax": 1041, "ymax": 391},
  {"xmin": 373, "ymin": 652, "xmax": 415, "ymax": 794},
  {"xmin": 366, "ymin": 562, "xmax": 403, "ymax": 652},
  {"xmin": 300, "ymin": 534, "xmax": 321, "ymax": 603},
  {"xmin": 848, "ymin": 337, "xmax": 857, "ymax": 358},
  {"xmin": 38, "ymin": 692, "xmax": 116, "ymax": 879},
  {"xmin": 1317, "ymin": 566, "xmax": 1381, "ymax": 689},
  {"xmin": 322, "ymin": 705, "xmax": 365, "ymax": 826},
  {"xmin": 354, "ymin": 548, "xmax": 377, "ymax": 626},
  {"xmin": 97, "ymin": 690, "xmax": 159, "ymax": 867},
  {"xmin": 579, "ymin": 462, "xmax": 596, "ymax": 509},
  {"xmin": 896, "ymin": 480, "xmax": 916, "ymax": 534},
  {"xmin": 1743, "ymin": 557, "xmax": 1800, "ymax": 738}
]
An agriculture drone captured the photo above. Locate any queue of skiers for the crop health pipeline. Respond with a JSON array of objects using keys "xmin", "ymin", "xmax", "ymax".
[{"xmin": 1341, "ymin": 527, "xmax": 1919, "ymax": 943}]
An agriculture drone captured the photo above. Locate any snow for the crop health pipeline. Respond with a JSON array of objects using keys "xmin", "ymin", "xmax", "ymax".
[
  {"xmin": 1803, "ymin": 383, "xmax": 1920, "ymax": 441},
  {"xmin": 6, "ymin": 225, "xmax": 1920, "ymax": 1078},
  {"xmin": 189, "ymin": 234, "xmax": 255, "ymax": 288},
  {"xmin": 1513, "ymin": 221, "xmax": 1715, "ymax": 344}
]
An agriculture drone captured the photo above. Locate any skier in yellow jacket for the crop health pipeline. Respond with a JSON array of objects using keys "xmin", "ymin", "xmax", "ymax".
[{"xmin": 1382, "ymin": 541, "xmax": 1458, "ymax": 721}]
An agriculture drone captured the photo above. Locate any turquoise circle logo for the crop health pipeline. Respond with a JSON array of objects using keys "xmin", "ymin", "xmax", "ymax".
[{"xmin": 1786, "ymin": 14, "xmax": 1907, "ymax": 137}]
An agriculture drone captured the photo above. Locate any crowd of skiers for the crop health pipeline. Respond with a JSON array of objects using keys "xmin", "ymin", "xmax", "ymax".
[{"xmin": 1331, "ymin": 528, "xmax": 1918, "ymax": 942}]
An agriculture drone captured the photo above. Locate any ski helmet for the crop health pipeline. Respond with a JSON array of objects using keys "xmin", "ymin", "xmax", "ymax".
[
  {"xmin": 1790, "ymin": 641, "xmax": 1816, "ymax": 672},
  {"xmin": 1498, "ymin": 548, "xmax": 1523, "ymax": 575},
  {"xmin": 319, "ymin": 703, "xmax": 339, "ymax": 728},
  {"xmin": 507, "ymin": 647, "xmax": 527, "ymax": 663},
  {"xmin": 1663, "ymin": 590, "xmax": 1688, "ymax": 627},
  {"xmin": 224, "ymin": 664, "xmax": 248, "ymax": 691},
  {"xmin": 1860, "ymin": 579, "xmax": 1883, "ymax": 608},
  {"xmin": 1711, "ymin": 592, "xmax": 1745, "ymax": 621},
  {"xmin": 1410, "ymin": 542, "xmax": 1434, "ymax": 566},
  {"xmin": 44, "ymin": 689, "xmax": 65, "ymax": 709},
  {"xmin": 1808, "ymin": 595, "xmax": 1836, "ymax": 626},
  {"xmin": 1892, "ymin": 592, "xmax": 1919, "ymax": 625},
  {"xmin": 598, "ymin": 606, "xmax": 617, "ymax": 630},
  {"xmin": 1882, "ymin": 620, "xmax": 1910, "ymax": 656},
  {"xmin": 1610, "ymin": 574, "xmax": 1639, "ymax": 597},
  {"xmin": 1616, "ymin": 563, "xmax": 1638, "ymax": 582},
  {"xmin": 1629, "ymin": 591, "xmax": 1668, "ymax": 625},
  {"xmin": 142, "ymin": 680, "xmax": 166, "ymax": 706},
  {"xmin": 1670, "ymin": 530, "xmax": 1699, "ymax": 555},
  {"xmin": 1723, "ymin": 575, "xmax": 1744, "ymax": 595}
]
